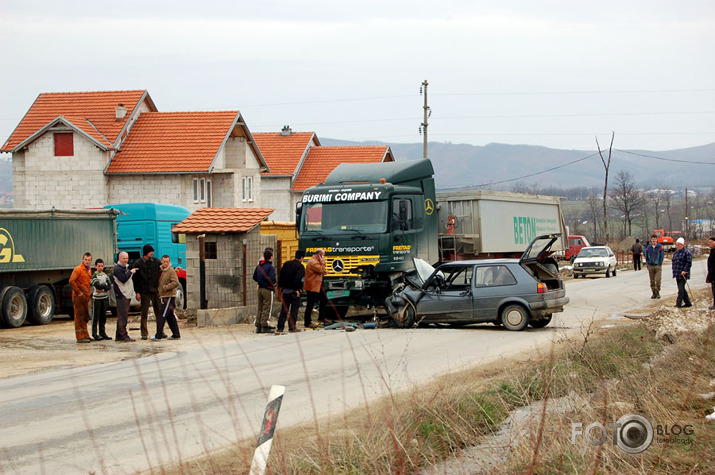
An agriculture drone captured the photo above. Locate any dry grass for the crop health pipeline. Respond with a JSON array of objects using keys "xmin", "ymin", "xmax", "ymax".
[{"xmin": 166, "ymin": 291, "xmax": 715, "ymax": 474}]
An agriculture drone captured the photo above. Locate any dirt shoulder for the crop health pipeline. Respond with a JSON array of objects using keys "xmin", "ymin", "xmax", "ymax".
[{"xmin": 0, "ymin": 313, "xmax": 260, "ymax": 379}]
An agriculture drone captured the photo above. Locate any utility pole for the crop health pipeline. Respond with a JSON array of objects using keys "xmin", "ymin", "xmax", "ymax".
[{"xmin": 419, "ymin": 80, "xmax": 430, "ymax": 159}]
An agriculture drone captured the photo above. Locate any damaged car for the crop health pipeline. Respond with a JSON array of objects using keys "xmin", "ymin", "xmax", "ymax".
[{"xmin": 384, "ymin": 234, "xmax": 569, "ymax": 331}]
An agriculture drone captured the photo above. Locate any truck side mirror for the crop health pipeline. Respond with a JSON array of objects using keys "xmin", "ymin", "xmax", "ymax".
[{"xmin": 295, "ymin": 202, "xmax": 302, "ymax": 232}]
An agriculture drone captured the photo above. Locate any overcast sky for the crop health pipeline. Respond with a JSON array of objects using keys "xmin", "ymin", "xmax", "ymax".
[{"xmin": 1, "ymin": 0, "xmax": 714, "ymax": 153}]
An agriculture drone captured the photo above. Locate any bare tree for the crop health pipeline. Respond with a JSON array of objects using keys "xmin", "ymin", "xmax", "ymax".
[
  {"xmin": 596, "ymin": 132, "xmax": 614, "ymax": 243},
  {"xmin": 586, "ymin": 195, "xmax": 602, "ymax": 241},
  {"xmin": 610, "ymin": 170, "xmax": 643, "ymax": 237},
  {"xmin": 664, "ymin": 189, "xmax": 674, "ymax": 234}
]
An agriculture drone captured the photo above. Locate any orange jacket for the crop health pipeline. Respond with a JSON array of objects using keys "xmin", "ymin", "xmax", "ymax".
[
  {"xmin": 69, "ymin": 263, "xmax": 91, "ymax": 301},
  {"xmin": 304, "ymin": 255, "xmax": 327, "ymax": 293}
]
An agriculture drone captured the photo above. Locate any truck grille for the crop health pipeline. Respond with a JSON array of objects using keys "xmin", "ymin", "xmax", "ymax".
[{"xmin": 325, "ymin": 255, "xmax": 380, "ymax": 277}]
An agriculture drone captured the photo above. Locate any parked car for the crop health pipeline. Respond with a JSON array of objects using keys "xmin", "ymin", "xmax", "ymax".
[
  {"xmin": 572, "ymin": 246, "xmax": 618, "ymax": 278},
  {"xmin": 384, "ymin": 234, "xmax": 569, "ymax": 331}
]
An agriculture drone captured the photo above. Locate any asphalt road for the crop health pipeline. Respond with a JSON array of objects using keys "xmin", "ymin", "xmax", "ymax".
[{"xmin": 0, "ymin": 261, "xmax": 709, "ymax": 474}]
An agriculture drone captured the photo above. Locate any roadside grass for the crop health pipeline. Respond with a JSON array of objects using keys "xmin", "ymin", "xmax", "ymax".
[{"xmin": 169, "ymin": 292, "xmax": 715, "ymax": 474}]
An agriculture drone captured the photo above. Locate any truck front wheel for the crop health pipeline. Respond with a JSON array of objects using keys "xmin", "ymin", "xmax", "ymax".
[
  {"xmin": 1, "ymin": 286, "xmax": 28, "ymax": 328},
  {"xmin": 28, "ymin": 285, "xmax": 55, "ymax": 325},
  {"xmin": 176, "ymin": 279, "xmax": 187, "ymax": 310}
]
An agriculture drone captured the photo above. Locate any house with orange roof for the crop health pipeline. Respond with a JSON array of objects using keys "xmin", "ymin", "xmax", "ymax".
[
  {"xmin": 254, "ymin": 126, "xmax": 394, "ymax": 221},
  {"xmin": 2, "ymin": 90, "xmax": 268, "ymax": 212}
]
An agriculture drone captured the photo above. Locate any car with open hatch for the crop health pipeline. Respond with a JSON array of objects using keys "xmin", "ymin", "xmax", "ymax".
[
  {"xmin": 572, "ymin": 245, "xmax": 618, "ymax": 279},
  {"xmin": 384, "ymin": 234, "xmax": 569, "ymax": 331}
]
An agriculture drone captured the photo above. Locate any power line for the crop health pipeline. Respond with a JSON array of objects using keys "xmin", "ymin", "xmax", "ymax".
[
  {"xmin": 439, "ymin": 152, "xmax": 601, "ymax": 191},
  {"xmin": 614, "ymin": 149, "xmax": 715, "ymax": 165}
]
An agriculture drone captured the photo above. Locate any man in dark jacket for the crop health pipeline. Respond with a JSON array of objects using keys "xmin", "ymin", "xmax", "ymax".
[
  {"xmin": 672, "ymin": 237, "xmax": 692, "ymax": 308},
  {"xmin": 707, "ymin": 236, "xmax": 715, "ymax": 310},
  {"xmin": 132, "ymin": 244, "xmax": 162, "ymax": 340},
  {"xmin": 252, "ymin": 248, "xmax": 277, "ymax": 333},
  {"xmin": 277, "ymin": 250, "xmax": 306, "ymax": 332},
  {"xmin": 631, "ymin": 238, "xmax": 643, "ymax": 271}
]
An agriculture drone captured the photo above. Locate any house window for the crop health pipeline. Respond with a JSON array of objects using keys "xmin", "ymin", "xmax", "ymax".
[
  {"xmin": 200, "ymin": 178, "xmax": 206, "ymax": 202},
  {"xmin": 205, "ymin": 241, "xmax": 217, "ymax": 259},
  {"xmin": 242, "ymin": 176, "xmax": 253, "ymax": 202},
  {"xmin": 54, "ymin": 133, "xmax": 73, "ymax": 156},
  {"xmin": 207, "ymin": 179, "xmax": 213, "ymax": 207},
  {"xmin": 193, "ymin": 178, "xmax": 199, "ymax": 203}
]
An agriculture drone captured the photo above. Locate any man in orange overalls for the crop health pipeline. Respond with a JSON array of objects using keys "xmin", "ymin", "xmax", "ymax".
[{"xmin": 69, "ymin": 252, "xmax": 93, "ymax": 343}]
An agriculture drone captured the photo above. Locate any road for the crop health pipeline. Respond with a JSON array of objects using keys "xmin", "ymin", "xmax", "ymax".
[{"xmin": 0, "ymin": 261, "xmax": 709, "ymax": 474}]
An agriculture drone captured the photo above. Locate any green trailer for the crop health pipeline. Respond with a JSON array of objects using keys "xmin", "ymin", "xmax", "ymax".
[{"xmin": 0, "ymin": 209, "xmax": 118, "ymax": 328}]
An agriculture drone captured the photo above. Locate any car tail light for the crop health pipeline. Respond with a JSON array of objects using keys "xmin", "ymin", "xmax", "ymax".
[{"xmin": 537, "ymin": 282, "xmax": 547, "ymax": 294}]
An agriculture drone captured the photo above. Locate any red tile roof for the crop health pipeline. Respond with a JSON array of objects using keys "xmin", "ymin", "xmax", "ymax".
[
  {"xmin": 253, "ymin": 132, "xmax": 318, "ymax": 175},
  {"xmin": 291, "ymin": 146, "xmax": 393, "ymax": 191},
  {"xmin": 106, "ymin": 111, "xmax": 239, "ymax": 174},
  {"xmin": 172, "ymin": 208, "xmax": 275, "ymax": 233},
  {"xmin": 2, "ymin": 90, "xmax": 151, "ymax": 152}
]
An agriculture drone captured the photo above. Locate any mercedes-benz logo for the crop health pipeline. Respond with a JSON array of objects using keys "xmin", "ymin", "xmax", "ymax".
[
  {"xmin": 332, "ymin": 259, "xmax": 345, "ymax": 273},
  {"xmin": 424, "ymin": 198, "xmax": 435, "ymax": 215}
]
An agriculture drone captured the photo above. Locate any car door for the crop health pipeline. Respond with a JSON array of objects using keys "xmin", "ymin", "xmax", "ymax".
[
  {"xmin": 471, "ymin": 264, "xmax": 518, "ymax": 322},
  {"xmin": 417, "ymin": 264, "xmax": 474, "ymax": 322}
]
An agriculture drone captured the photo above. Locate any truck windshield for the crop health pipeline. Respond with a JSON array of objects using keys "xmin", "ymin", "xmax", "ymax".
[{"xmin": 302, "ymin": 201, "xmax": 388, "ymax": 234}]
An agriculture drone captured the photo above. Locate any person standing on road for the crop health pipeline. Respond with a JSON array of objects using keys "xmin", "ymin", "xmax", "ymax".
[
  {"xmin": 277, "ymin": 250, "xmax": 306, "ymax": 333},
  {"xmin": 153, "ymin": 255, "xmax": 181, "ymax": 340},
  {"xmin": 132, "ymin": 244, "xmax": 162, "ymax": 340},
  {"xmin": 113, "ymin": 251, "xmax": 136, "ymax": 341},
  {"xmin": 90, "ymin": 258, "xmax": 112, "ymax": 340},
  {"xmin": 631, "ymin": 238, "xmax": 643, "ymax": 271},
  {"xmin": 69, "ymin": 252, "xmax": 93, "ymax": 343},
  {"xmin": 672, "ymin": 237, "xmax": 692, "ymax": 308},
  {"xmin": 645, "ymin": 234, "xmax": 664, "ymax": 299},
  {"xmin": 304, "ymin": 248, "xmax": 329, "ymax": 328},
  {"xmin": 252, "ymin": 248, "xmax": 277, "ymax": 333},
  {"xmin": 706, "ymin": 236, "xmax": 715, "ymax": 310}
]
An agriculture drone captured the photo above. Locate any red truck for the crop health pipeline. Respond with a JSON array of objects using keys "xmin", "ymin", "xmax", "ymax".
[{"xmin": 565, "ymin": 234, "xmax": 590, "ymax": 262}]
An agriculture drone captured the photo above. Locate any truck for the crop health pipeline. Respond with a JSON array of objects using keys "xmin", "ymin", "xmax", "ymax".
[
  {"xmin": 295, "ymin": 159, "xmax": 567, "ymax": 316},
  {"xmin": 436, "ymin": 190, "xmax": 567, "ymax": 261},
  {"xmin": 105, "ymin": 203, "xmax": 191, "ymax": 308},
  {"xmin": 0, "ymin": 208, "xmax": 118, "ymax": 328},
  {"xmin": 654, "ymin": 228, "xmax": 675, "ymax": 252},
  {"xmin": 296, "ymin": 159, "xmax": 438, "ymax": 316}
]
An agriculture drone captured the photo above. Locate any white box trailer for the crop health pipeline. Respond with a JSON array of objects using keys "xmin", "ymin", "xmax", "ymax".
[{"xmin": 436, "ymin": 190, "xmax": 567, "ymax": 260}]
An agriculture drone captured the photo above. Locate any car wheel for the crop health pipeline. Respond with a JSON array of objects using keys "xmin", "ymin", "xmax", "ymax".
[
  {"xmin": 27, "ymin": 285, "xmax": 55, "ymax": 325},
  {"xmin": 613, "ymin": 267, "xmax": 617, "ymax": 277},
  {"xmin": 573, "ymin": 273, "xmax": 579, "ymax": 279},
  {"xmin": 605, "ymin": 267, "xmax": 611, "ymax": 278},
  {"xmin": 500, "ymin": 304, "xmax": 529, "ymax": 331},
  {"xmin": 393, "ymin": 302, "xmax": 416, "ymax": 328},
  {"xmin": 529, "ymin": 314, "xmax": 552, "ymax": 328}
]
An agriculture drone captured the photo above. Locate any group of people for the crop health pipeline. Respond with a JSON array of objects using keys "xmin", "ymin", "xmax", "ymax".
[
  {"xmin": 69, "ymin": 244, "xmax": 182, "ymax": 343},
  {"xmin": 252, "ymin": 247, "xmax": 333, "ymax": 334},
  {"xmin": 642, "ymin": 233, "xmax": 715, "ymax": 310}
]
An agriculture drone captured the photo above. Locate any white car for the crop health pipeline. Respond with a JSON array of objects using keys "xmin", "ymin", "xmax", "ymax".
[{"xmin": 572, "ymin": 246, "xmax": 618, "ymax": 278}]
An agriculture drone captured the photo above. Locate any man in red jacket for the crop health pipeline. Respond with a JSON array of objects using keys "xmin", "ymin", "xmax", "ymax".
[{"xmin": 69, "ymin": 252, "xmax": 93, "ymax": 343}]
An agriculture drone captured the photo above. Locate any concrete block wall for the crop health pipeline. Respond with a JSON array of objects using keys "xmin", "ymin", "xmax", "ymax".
[
  {"xmin": 15, "ymin": 132, "xmax": 110, "ymax": 209},
  {"xmin": 109, "ymin": 175, "xmax": 183, "ymax": 207},
  {"xmin": 260, "ymin": 177, "xmax": 293, "ymax": 222}
]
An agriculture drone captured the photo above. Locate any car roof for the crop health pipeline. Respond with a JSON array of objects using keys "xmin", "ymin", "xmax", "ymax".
[
  {"xmin": 439, "ymin": 258, "xmax": 518, "ymax": 267},
  {"xmin": 580, "ymin": 246, "xmax": 611, "ymax": 250}
]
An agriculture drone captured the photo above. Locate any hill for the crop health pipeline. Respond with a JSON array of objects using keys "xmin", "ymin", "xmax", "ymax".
[{"xmin": 321, "ymin": 139, "xmax": 715, "ymax": 191}]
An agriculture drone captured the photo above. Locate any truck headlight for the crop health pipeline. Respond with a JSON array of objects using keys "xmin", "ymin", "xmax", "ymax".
[{"xmin": 354, "ymin": 280, "xmax": 364, "ymax": 290}]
